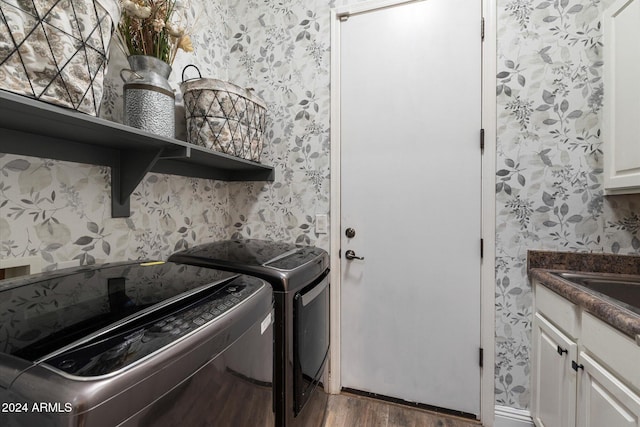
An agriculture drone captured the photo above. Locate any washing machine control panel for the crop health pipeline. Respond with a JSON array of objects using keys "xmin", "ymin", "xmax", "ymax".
[{"xmin": 43, "ymin": 276, "xmax": 265, "ymax": 377}]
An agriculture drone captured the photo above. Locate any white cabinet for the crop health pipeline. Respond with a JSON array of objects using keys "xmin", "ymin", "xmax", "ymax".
[
  {"xmin": 532, "ymin": 280, "xmax": 640, "ymax": 427},
  {"xmin": 603, "ymin": 0, "xmax": 640, "ymax": 194},
  {"xmin": 532, "ymin": 313, "xmax": 577, "ymax": 427},
  {"xmin": 576, "ymin": 352, "xmax": 640, "ymax": 427}
]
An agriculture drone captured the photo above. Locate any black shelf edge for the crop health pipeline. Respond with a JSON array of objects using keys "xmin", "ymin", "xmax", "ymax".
[{"xmin": 0, "ymin": 90, "xmax": 274, "ymax": 217}]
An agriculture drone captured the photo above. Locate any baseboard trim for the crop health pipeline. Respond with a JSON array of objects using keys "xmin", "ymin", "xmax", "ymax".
[{"xmin": 494, "ymin": 405, "xmax": 534, "ymax": 427}]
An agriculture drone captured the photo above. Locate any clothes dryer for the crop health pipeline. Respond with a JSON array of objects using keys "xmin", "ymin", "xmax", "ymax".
[{"xmin": 169, "ymin": 239, "xmax": 329, "ymax": 427}]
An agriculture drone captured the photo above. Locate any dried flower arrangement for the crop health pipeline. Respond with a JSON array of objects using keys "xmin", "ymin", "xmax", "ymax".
[{"xmin": 117, "ymin": 0, "xmax": 193, "ymax": 65}]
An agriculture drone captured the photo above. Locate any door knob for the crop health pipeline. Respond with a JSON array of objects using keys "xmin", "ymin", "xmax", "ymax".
[
  {"xmin": 344, "ymin": 250, "xmax": 364, "ymax": 260},
  {"xmin": 345, "ymin": 228, "xmax": 356, "ymax": 238}
]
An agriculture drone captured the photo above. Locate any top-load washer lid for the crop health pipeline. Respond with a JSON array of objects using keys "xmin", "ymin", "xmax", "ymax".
[
  {"xmin": 168, "ymin": 239, "xmax": 330, "ymax": 292},
  {"xmin": 0, "ymin": 262, "xmax": 272, "ymax": 427},
  {"xmin": 0, "ymin": 261, "xmax": 245, "ymax": 365}
]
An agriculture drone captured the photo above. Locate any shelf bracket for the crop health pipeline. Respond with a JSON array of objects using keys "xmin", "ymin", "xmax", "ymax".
[
  {"xmin": 111, "ymin": 148, "xmax": 164, "ymax": 218},
  {"xmin": 159, "ymin": 146, "xmax": 191, "ymax": 160}
]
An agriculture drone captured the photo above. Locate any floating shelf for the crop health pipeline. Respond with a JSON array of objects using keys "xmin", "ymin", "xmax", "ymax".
[{"xmin": 0, "ymin": 90, "xmax": 274, "ymax": 217}]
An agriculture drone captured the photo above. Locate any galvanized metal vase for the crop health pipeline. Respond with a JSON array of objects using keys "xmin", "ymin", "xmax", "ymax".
[{"xmin": 121, "ymin": 55, "xmax": 175, "ymax": 138}]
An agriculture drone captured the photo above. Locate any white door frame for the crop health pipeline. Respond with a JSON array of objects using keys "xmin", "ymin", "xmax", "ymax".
[{"xmin": 328, "ymin": 0, "xmax": 497, "ymax": 425}]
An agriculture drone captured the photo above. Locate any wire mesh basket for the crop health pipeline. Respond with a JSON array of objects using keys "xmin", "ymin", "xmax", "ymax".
[
  {"xmin": 0, "ymin": 0, "xmax": 121, "ymax": 116},
  {"xmin": 181, "ymin": 65, "xmax": 267, "ymax": 162}
]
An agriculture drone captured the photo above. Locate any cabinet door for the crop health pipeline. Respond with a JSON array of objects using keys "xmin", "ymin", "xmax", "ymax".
[
  {"xmin": 603, "ymin": 0, "xmax": 640, "ymax": 194},
  {"xmin": 531, "ymin": 313, "xmax": 577, "ymax": 427},
  {"xmin": 577, "ymin": 352, "xmax": 640, "ymax": 427}
]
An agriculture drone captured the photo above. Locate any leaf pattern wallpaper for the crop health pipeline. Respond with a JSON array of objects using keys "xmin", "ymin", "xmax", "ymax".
[
  {"xmin": 0, "ymin": 0, "xmax": 336, "ymax": 271},
  {"xmin": 2, "ymin": 0, "xmax": 640, "ymax": 415},
  {"xmin": 223, "ymin": 0, "xmax": 339, "ymax": 248},
  {"xmin": 496, "ymin": 0, "xmax": 640, "ymax": 409}
]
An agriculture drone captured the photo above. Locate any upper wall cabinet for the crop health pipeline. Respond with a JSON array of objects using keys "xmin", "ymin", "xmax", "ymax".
[{"xmin": 603, "ymin": 0, "xmax": 640, "ymax": 194}]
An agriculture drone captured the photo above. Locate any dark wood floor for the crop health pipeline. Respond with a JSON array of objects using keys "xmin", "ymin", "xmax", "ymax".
[
  {"xmin": 322, "ymin": 393, "xmax": 482, "ymax": 427},
  {"xmin": 145, "ymin": 361, "xmax": 481, "ymax": 427}
]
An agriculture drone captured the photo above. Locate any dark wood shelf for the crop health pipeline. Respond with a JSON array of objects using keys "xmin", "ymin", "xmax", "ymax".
[{"xmin": 0, "ymin": 90, "xmax": 274, "ymax": 217}]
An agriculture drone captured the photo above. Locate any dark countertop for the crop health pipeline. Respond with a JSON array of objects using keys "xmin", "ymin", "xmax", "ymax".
[{"xmin": 528, "ymin": 250, "xmax": 640, "ymax": 340}]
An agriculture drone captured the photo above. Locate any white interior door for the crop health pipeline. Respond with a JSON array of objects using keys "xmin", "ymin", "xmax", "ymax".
[{"xmin": 339, "ymin": 0, "xmax": 482, "ymax": 416}]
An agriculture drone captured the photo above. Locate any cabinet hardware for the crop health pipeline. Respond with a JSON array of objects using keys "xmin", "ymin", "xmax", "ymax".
[
  {"xmin": 571, "ymin": 361, "xmax": 584, "ymax": 371},
  {"xmin": 557, "ymin": 345, "xmax": 568, "ymax": 356}
]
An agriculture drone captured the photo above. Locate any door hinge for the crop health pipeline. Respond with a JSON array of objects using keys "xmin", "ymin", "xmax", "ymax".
[
  {"xmin": 481, "ymin": 17, "xmax": 485, "ymax": 41},
  {"xmin": 479, "ymin": 347, "xmax": 484, "ymax": 367},
  {"xmin": 480, "ymin": 238, "xmax": 484, "ymax": 258},
  {"xmin": 480, "ymin": 128, "xmax": 485, "ymax": 152}
]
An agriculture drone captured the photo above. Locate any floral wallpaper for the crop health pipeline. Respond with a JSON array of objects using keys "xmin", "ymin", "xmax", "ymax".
[
  {"xmin": 495, "ymin": 0, "xmax": 640, "ymax": 410},
  {"xmin": 0, "ymin": 154, "xmax": 230, "ymax": 267},
  {"xmin": 4, "ymin": 0, "xmax": 640, "ymax": 416},
  {"xmin": 0, "ymin": 0, "xmax": 334, "ymax": 271},
  {"xmin": 0, "ymin": 1, "xmax": 233, "ymax": 269},
  {"xmin": 222, "ymin": 0, "xmax": 340, "ymax": 249}
]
